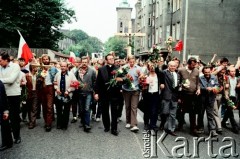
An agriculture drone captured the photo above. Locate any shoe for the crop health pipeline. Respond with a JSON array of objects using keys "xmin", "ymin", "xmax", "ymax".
[
  {"xmin": 130, "ymin": 126, "xmax": 139, "ymax": 132},
  {"xmin": 117, "ymin": 117, "xmax": 122, "ymax": 123},
  {"xmin": 104, "ymin": 128, "xmax": 110, "ymax": 132},
  {"xmin": 62, "ymin": 127, "xmax": 68, "ymax": 130},
  {"xmin": 221, "ymin": 121, "xmax": 228, "ymax": 129},
  {"xmin": 111, "ymin": 130, "xmax": 119, "ymax": 136},
  {"xmin": 216, "ymin": 128, "xmax": 223, "ymax": 135},
  {"xmin": 196, "ymin": 128, "xmax": 204, "ymax": 134},
  {"xmin": 125, "ymin": 124, "xmax": 131, "ymax": 129},
  {"xmin": 71, "ymin": 118, "xmax": 77, "ymax": 123},
  {"xmin": 28, "ymin": 125, "xmax": 35, "ymax": 129},
  {"xmin": 84, "ymin": 125, "xmax": 91, "ymax": 132},
  {"xmin": 22, "ymin": 118, "xmax": 27, "ymax": 122},
  {"xmin": 209, "ymin": 130, "xmax": 218, "ymax": 137},
  {"xmin": 165, "ymin": 130, "xmax": 177, "ymax": 136},
  {"xmin": 14, "ymin": 137, "xmax": 21, "ymax": 144},
  {"xmin": 91, "ymin": 114, "xmax": 96, "ymax": 120},
  {"xmin": 57, "ymin": 125, "xmax": 62, "ymax": 129},
  {"xmin": 96, "ymin": 118, "xmax": 101, "ymax": 122},
  {"xmin": 0, "ymin": 145, "xmax": 12, "ymax": 151},
  {"xmin": 45, "ymin": 126, "xmax": 52, "ymax": 132},
  {"xmin": 190, "ymin": 130, "xmax": 199, "ymax": 137},
  {"xmin": 232, "ymin": 128, "xmax": 239, "ymax": 134},
  {"xmin": 144, "ymin": 124, "xmax": 149, "ymax": 130},
  {"xmin": 226, "ymin": 120, "xmax": 230, "ymax": 125}
]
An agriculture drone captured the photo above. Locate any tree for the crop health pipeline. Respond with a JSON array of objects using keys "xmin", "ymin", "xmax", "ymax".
[
  {"xmin": 63, "ymin": 30, "xmax": 103, "ymax": 57},
  {"xmin": 104, "ymin": 36, "xmax": 127, "ymax": 59},
  {"xmin": 0, "ymin": 0, "xmax": 75, "ymax": 49}
]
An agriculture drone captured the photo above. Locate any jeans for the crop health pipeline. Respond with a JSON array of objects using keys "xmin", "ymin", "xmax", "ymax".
[{"xmin": 78, "ymin": 93, "xmax": 92, "ymax": 126}]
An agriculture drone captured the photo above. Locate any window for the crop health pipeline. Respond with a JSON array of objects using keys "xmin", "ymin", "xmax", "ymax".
[
  {"xmin": 167, "ymin": 0, "xmax": 171, "ymax": 13},
  {"xmin": 148, "ymin": 13, "xmax": 152, "ymax": 26},
  {"xmin": 173, "ymin": 0, "xmax": 177, "ymax": 12},
  {"xmin": 120, "ymin": 22, "xmax": 122, "ymax": 27},
  {"xmin": 172, "ymin": 24, "xmax": 176, "ymax": 40},
  {"xmin": 148, "ymin": 35, "xmax": 152, "ymax": 48},
  {"xmin": 177, "ymin": 0, "xmax": 181, "ymax": 10},
  {"xmin": 166, "ymin": 25, "xmax": 170, "ymax": 39},
  {"xmin": 156, "ymin": 2, "xmax": 159, "ymax": 18},
  {"xmin": 159, "ymin": 26, "xmax": 162, "ymax": 40},
  {"xmin": 160, "ymin": 0, "xmax": 163, "ymax": 15},
  {"xmin": 142, "ymin": 15, "xmax": 145, "ymax": 27},
  {"xmin": 155, "ymin": 28, "xmax": 159, "ymax": 44},
  {"xmin": 176, "ymin": 22, "xmax": 180, "ymax": 40}
]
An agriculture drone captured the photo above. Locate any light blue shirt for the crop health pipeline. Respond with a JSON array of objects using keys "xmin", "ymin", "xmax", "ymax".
[{"xmin": 122, "ymin": 64, "xmax": 142, "ymax": 91}]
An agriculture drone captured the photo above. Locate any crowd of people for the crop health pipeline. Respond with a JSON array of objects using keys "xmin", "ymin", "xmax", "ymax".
[{"xmin": 0, "ymin": 50, "xmax": 240, "ymax": 151}]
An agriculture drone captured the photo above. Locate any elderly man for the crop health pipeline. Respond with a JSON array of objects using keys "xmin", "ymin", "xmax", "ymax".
[
  {"xmin": 160, "ymin": 61, "xmax": 179, "ymax": 136},
  {"xmin": 54, "ymin": 62, "xmax": 77, "ymax": 130},
  {"xmin": 0, "ymin": 51, "xmax": 22, "ymax": 144}
]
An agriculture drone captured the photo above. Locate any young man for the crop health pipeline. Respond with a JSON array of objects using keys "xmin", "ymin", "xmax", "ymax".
[
  {"xmin": 94, "ymin": 54, "xmax": 121, "ymax": 136},
  {"xmin": 178, "ymin": 57, "xmax": 200, "ymax": 136},
  {"xmin": 76, "ymin": 56, "xmax": 96, "ymax": 132},
  {"xmin": 0, "ymin": 52, "xmax": 22, "ymax": 144},
  {"xmin": 37, "ymin": 54, "xmax": 58, "ymax": 132}
]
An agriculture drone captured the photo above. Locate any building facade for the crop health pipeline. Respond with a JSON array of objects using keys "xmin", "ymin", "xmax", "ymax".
[{"xmin": 134, "ymin": 0, "xmax": 240, "ymax": 63}]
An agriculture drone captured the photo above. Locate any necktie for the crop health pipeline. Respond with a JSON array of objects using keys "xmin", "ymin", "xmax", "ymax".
[{"xmin": 171, "ymin": 72, "xmax": 175, "ymax": 88}]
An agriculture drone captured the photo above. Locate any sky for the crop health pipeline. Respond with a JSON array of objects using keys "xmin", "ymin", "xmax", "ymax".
[{"xmin": 62, "ymin": 0, "xmax": 137, "ymax": 43}]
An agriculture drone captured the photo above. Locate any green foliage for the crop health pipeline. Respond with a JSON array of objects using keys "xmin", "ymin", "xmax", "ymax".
[
  {"xmin": 0, "ymin": 0, "xmax": 75, "ymax": 49},
  {"xmin": 104, "ymin": 36, "xmax": 127, "ymax": 59},
  {"xmin": 63, "ymin": 30, "xmax": 103, "ymax": 57}
]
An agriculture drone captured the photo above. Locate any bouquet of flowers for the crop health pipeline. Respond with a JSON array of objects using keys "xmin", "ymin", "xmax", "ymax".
[
  {"xmin": 139, "ymin": 75, "xmax": 148, "ymax": 89},
  {"xmin": 182, "ymin": 79, "xmax": 190, "ymax": 88},
  {"xmin": 212, "ymin": 86, "xmax": 221, "ymax": 94},
  {"xmin": 70, "ymin": 80, "xmax": 85, "ymax": 89},
  {"xmin": 149, "ymin": 45, "xmax": 160, "ymax": 62},
  {"xmin": 125, "ymin": 74, "xmax": 135, "ymax": 89},
  {"xmin": 106, "ymin": 67, "xmax": 129, "ymax": 90},
  {"xmin": 226, "ymin": 99, "xmax": 237, "ymax": 109},
  {"xmin": 40, "ymin": 70, "xmax": 48, "ymax": 78}
]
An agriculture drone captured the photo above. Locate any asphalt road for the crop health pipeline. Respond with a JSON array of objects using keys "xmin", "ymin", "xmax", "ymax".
[{"xmin": 1, "ymin": 109, "xmax": 240, "ymax": 159}]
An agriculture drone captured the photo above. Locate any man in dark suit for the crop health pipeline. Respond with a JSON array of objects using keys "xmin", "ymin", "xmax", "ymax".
[
  {"xmin": 94, "ymin": 54, "xmax": 121, "ymax": 136},
  {"xmin": 160, "ymin": 61, "xmax": 179, "ymax": 136},
  {"xmin": 0, "ymin": 80, "xmax": 13, "ymax": 151}
]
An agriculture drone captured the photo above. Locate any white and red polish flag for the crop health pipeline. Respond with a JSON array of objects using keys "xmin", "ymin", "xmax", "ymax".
[
  {"xmin": 17, "ymin": 30, "xmax": 33, "ymax": 64},
  {"xmin": 69, "ymin": 51, "xmax": 76, "ymax": 63}
]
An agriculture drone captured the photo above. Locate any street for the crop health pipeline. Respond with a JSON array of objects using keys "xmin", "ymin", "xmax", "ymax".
[{"xmin": 1, "ymin": 110, "xmax": 240, "ymax": 159}]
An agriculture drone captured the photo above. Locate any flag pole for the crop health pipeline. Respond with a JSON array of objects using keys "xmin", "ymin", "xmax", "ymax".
[{"xmin": 17, "ymin": 30, "xmax": 23, "ymax": 37}]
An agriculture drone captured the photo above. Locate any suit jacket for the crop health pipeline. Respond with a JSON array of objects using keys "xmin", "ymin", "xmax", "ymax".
[
  {"xmin": 95, "ymin": 65, "xmax": 121, "ymax": 99},
  {"xmin": 199, "ymin": 74, "xmax": 219, "ymax": 102},
  {"xmin": 161, "ymin": 69, "xmax": 179, "ymax": 102},
  {"xmin": 0, "ymin": 80, "xmax": 8, "ymax": 118}
]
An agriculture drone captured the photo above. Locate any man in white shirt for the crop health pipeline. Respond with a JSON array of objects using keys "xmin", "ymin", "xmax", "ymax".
[{"xmin": 0, "ymin": 52, "xmax": 22, "ymax": 144}]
